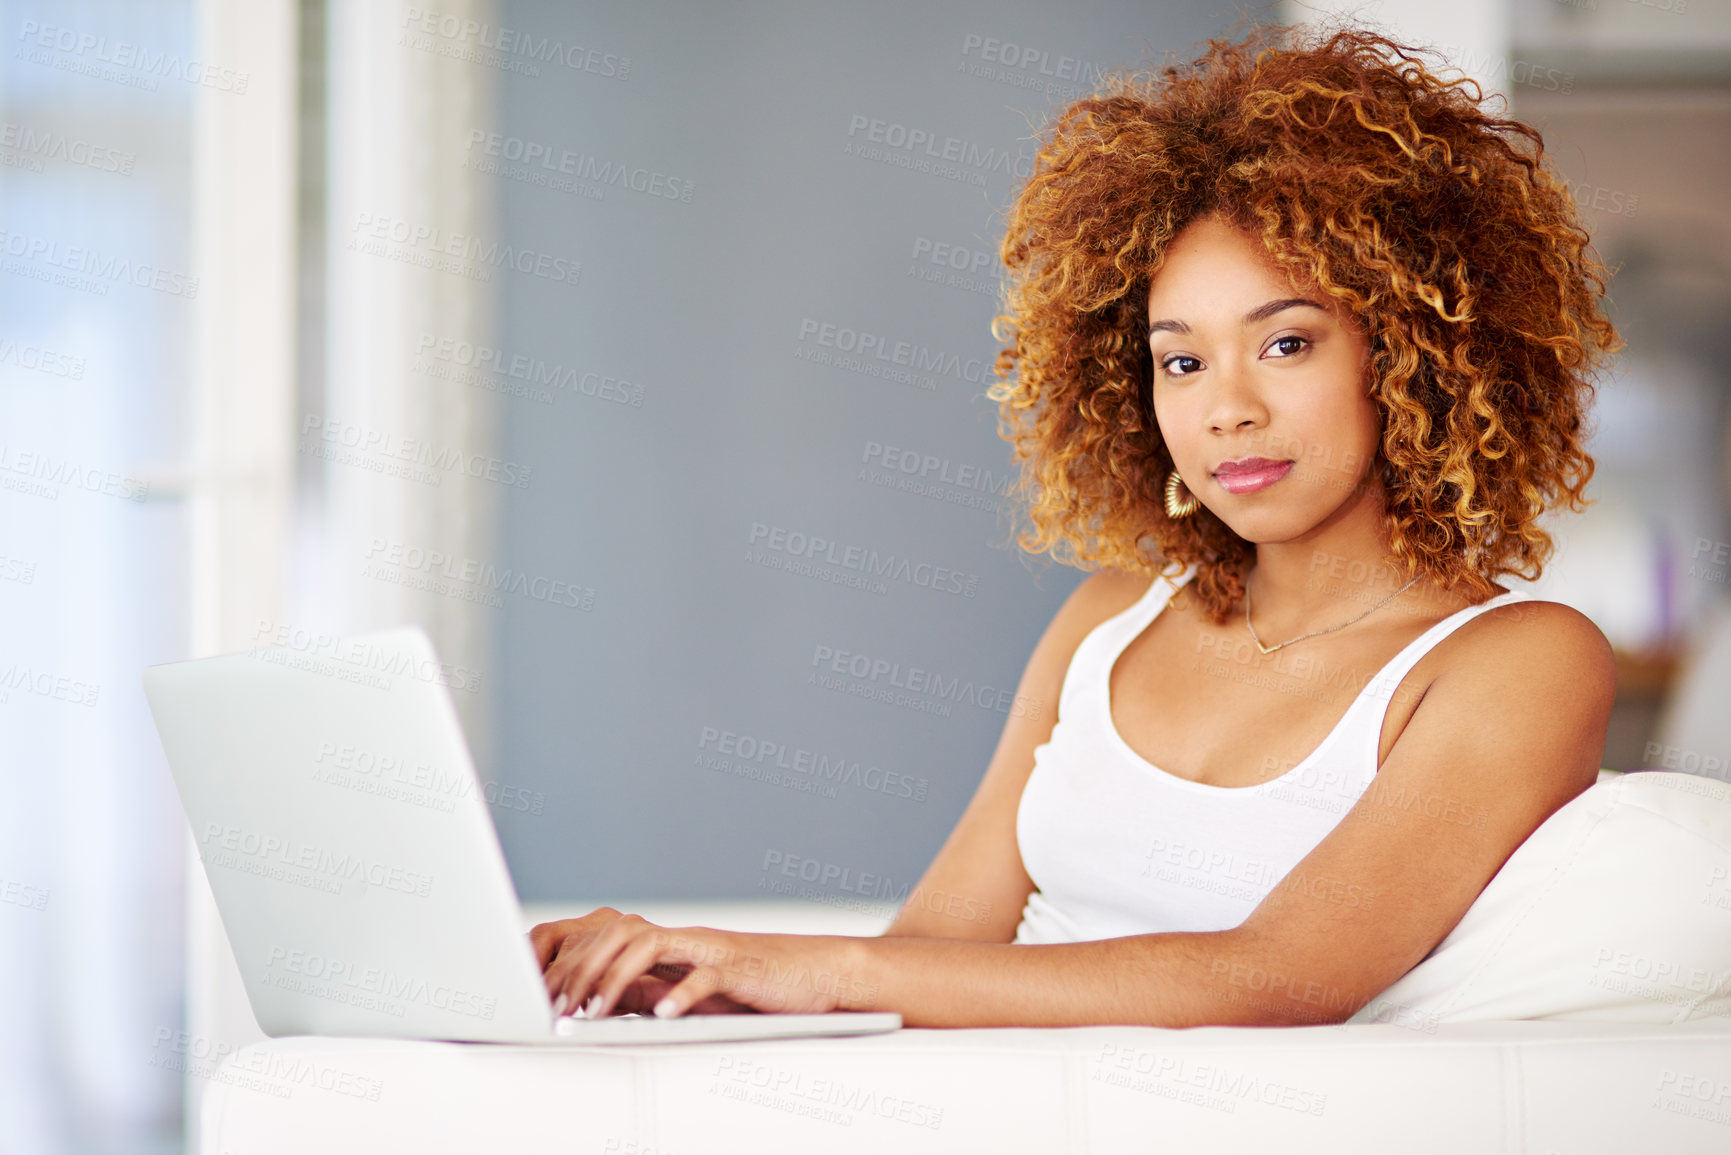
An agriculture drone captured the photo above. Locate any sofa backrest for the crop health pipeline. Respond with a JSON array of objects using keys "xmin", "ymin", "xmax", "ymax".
[{"xmin": 1349, "ymin": 769, "xmax": 1731, "ymax": 1025}]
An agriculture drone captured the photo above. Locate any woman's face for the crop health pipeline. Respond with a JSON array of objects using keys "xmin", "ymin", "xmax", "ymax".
[{"xmin": 1146, "ymin": 212, "xmax": 1381, "ymax": 545}]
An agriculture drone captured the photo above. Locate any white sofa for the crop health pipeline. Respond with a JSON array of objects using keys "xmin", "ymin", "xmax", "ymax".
[
  {"xmin": 199, "ymin": 770, "xmax": 1731, "ymax": 1154},
  {"xmin": 201, "ymin": 1018, "xmax": 1731, "ymax": 1154}
]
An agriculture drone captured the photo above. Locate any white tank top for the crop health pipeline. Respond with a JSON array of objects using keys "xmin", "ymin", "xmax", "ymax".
[{"xmin": 1012, "ymin": 565, "xmax": 1531, "ymax": 945}]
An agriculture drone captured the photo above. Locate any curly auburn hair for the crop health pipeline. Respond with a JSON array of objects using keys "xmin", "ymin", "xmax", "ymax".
[{"xmin": 986, "ymin": 20, "xmax": 1622, "ymax": 625}]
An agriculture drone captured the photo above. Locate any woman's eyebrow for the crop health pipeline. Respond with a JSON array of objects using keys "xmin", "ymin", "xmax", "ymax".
[{"xmin": 1146, "ymin": 297, "xmax": 1329, "ymax": 338}]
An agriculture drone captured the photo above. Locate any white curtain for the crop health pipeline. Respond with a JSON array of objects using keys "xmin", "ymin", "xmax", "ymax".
[{"xmin": 184, "ymin": 0, "xmax": 501, "ymax": 1146}]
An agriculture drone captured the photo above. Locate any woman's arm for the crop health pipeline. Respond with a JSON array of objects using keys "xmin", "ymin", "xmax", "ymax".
[
  {"xmin": 838, "ymin": 928, "xmax": 1308, "ymax": 1026},
  {"xmin": 878, "ymin": 568, "xmax": 1155, "ymax": 942},
  {"xmin": 532, "ymin": 908, "xmax": 1281, "ymax": 1025},
  {"xmin": 829, "ymin": 599, "xmax": 1616, "ymax": 1027},
  {"xmin": 533, "ymin": 910, "xmax": 1310, "ymax": 1026},
  {"xmin": 538, "ymin": 598, "xmax": 1611, "ymax": 1029}
]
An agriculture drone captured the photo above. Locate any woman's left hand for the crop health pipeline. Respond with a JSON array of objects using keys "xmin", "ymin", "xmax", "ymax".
[{"xmin": 530, "ymin": 907, "xmax": 861, "ymax": 1019}]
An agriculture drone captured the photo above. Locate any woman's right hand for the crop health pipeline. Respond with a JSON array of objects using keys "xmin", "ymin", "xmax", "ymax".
[{"xmin": 529, "ymin": 909, "xmax": 761, "ymax": 1016}]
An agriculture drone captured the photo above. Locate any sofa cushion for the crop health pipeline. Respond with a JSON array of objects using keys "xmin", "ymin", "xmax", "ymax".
[
  {"xmin": 1349, "ymin": 770, "xmax": 1731, "ymax": 1025},
  {"xmin": 202, "ymin": 1019, "xmax": 1731, "ymax": 1155}
]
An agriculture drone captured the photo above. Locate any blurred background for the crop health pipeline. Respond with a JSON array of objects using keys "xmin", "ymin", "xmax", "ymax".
[{"xmin": 0, "ymin": 0, "xmax": 1725, "ymax": 1150}]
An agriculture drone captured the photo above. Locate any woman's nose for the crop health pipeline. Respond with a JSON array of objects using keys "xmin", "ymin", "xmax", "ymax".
[{"xmin": 1205, "ymin": 363, "xmax": 1267, "ymax": 434}]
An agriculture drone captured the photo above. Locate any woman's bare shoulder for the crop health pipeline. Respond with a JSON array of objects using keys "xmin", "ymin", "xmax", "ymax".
[
  {"xmin": 1446, "ymin": 596, "xmax": 1616, "ymax": 693},
  {"xmin": 1027, "ymin": 567, "xmax": 1167, "ymax": 670},
  {"xmin": 1065, "ymin": 567, "xmax": 1168, "ymax": 625}
]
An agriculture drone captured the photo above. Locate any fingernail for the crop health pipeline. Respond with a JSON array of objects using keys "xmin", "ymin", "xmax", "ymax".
[
  {"xmin": 585, "ymin": 994, "xmax": 603, "ymax": 1018},
  {"xmin": 552, "ymin": 993, "xmax": 567, "ymax": 1016},
  {"xmin": 653, "ymin": 998, "xmax": 677, "ymax": 1019}
]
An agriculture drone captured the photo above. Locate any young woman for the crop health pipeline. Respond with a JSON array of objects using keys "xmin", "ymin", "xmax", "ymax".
[{"xmin": 530, "ymin": 22, "xmax": 1621, "ymax": 1028}]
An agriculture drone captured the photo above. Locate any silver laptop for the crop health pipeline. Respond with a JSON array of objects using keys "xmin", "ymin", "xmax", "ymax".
[{"xmin": 141, "ymin": 626, "xmax": 901, "ymax": 1046}]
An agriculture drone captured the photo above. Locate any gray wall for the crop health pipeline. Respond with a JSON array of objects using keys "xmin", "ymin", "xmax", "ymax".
[{"xmin": 483, "ymin": 0, "xmax": 1270, "ymax": 900}]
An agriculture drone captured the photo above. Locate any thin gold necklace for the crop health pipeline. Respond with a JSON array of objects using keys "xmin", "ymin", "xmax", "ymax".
[{"xmin": 1245, "ymin": 575, "xmax": 1421, "ymax": 655}]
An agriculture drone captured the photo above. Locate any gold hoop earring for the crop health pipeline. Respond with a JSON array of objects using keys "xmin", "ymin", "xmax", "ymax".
[{"xmin": 1164, "ymin": 469, "xmax": 1199, "ymax": 519}]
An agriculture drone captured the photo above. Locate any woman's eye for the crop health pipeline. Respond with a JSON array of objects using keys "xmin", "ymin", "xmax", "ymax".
[
  {"xmin": 1266, "ymin": 335, "xmax": 1308, "ymax": 358},
  {"xmin": 1161, "ymin": 355, "xmax": 1201, "ymax": 377}
]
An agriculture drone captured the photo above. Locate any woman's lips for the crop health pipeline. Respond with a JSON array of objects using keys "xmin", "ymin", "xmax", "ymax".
[{"xmin": 1213, "ymin": 460, "xmax": 1294, "ymax": 495}]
